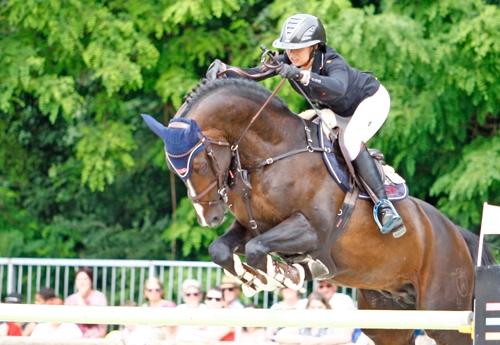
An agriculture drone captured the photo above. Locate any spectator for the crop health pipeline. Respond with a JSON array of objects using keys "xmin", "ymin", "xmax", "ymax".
[
  {"xmin": 177, "ymin": 279, "xmax": 205, "ymax": 308},
  {"xmin": 106, "ymin": 301, "xmax": 153, "ymax": 345},
  {"xmin": 141, "ymin": 277, "xmax": 176, "ymax": 340},
  {"xmin": 64, "ymin": 267, "xmax": 108, "ymax": 338},
  {"xmin": 177, "ymin": 287, "xmax": 234, "ymax": 342},
  {"xmin": 275, "ymin": 292, "xmax": 355, "ymax": 344},
  {"xmin": 0, "ymin": 292, "xmax": 23, "ymax": 336},
  {"xmin": 219, "ymin": 275, "xmax": 244, "ymax": 309},
  {"xmin": 35, "ymin": 287, "xmax": 56, "ymax": 304},
  {"xmin": 266, "ymin": 287, "xmax": 303, "ymax": 340},
  {"xmin": 142, "ymin": 277, "xmax": 176, "ymax": 308},
  {"xmin": 236, "ymin": 304, "xmax": 267, "ymax": 343},
  {"xmin": 271, "ymin": 287, "xmax": 302, "ymax": 310},
  {"xmin": 296, "ymin": 282, "xmax": 374, "ymax": 344},
  {"xmin": 23, "ymin": 287, "xmax": 57, "ymax": 336},
  {"xmin": 30, "ymin": 297, "xmax": 82, "ymax": 339},
  {"xmin": 296, "ymin": 281, "xmax": 356, "ymax": 310}
]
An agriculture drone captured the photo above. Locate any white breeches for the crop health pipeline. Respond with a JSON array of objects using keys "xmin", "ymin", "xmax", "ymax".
[{"xmin": 339, "ymin": 84, "xmax": 391, "ymax": 161}]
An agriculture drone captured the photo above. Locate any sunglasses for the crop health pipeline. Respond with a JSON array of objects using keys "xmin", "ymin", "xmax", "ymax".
[
  {"xmin": 206, "ymin": 296, "xmax": 222, "ymax": 302},
  {"xmin": 223, "ymin": 288, "xmax": 235, "ymax": 292},
  {"xmin": 147, "ymin": 288, "xmax": 161, "ymax": 292},
  {"xmin": 184, "ymin": 292, "xmax": 200, "ymax": 297}
]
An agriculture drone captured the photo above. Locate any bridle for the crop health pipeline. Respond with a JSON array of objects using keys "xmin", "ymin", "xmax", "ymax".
[{"xmin": 181, "ymin": 136, "xmax": 231, "ymax": 206}]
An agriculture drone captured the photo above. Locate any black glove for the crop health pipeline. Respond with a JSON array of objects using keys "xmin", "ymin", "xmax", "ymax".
[
  {"xmin": 276, "ymin": 64, "xmax": 302, "ymax": 80},
  {"xmin": 206, "ymin": 59, "xmax": 225, "ymax": 81}
]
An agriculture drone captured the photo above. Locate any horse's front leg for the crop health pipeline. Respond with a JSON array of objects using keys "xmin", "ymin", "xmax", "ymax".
[
  {"xmin": 246, "ymin": 212, "xmax": 323, "ymax": 291},
  {"xmin": 209, "ymin": 219, "xmax": 250, "ymax": 275},
  {"xmin": 208, "ymin": 219, "xmax": 281, "ymax": 295}
]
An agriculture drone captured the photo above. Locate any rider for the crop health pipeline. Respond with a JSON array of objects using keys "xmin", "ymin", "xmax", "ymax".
[{"xmin": 206, "ymin": 13, "xmax": 406, "ymax": 237}]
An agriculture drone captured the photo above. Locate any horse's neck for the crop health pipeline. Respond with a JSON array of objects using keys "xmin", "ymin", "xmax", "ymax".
[
  {"xmin": 237, "ymin": 112, "xmax": 304, "ymax": 167},
  {"xmin": 198, "ymin": 98, "xmax": 302, "ymax": 166}
]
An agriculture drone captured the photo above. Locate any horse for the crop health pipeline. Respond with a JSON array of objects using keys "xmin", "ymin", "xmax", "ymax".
[{"xmin": 142, "ymin": 77, "xmax": 495, "ymax": 345}]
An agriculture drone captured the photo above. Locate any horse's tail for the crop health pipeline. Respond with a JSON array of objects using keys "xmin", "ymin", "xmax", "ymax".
[{"xmin": 458, "ymin": 226, "xmax": 497, "ymax": 266}]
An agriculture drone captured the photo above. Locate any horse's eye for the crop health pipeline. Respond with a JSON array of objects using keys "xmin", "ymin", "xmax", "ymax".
[{"xmin": 200, "ymin": 163, "xmax": 208, "ymax": 172}]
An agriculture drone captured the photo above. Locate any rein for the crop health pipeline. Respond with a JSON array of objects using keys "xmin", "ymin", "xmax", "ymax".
[{"xmin": 232, "ymin": 78, "xmax": 287, "ymax": 151}]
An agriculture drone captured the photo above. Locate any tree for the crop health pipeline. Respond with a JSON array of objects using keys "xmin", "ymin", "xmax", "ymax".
[{"xmin": 0, "ymin": 0, "xmax": 498, "ymax": 260}]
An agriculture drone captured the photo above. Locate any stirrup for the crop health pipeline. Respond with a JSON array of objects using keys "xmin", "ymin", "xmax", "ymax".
[{"xmin": 373, "ymin": 199, "xmax": 402, "ymax": 235}]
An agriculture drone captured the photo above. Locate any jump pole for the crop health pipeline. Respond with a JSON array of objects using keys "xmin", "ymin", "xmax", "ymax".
[{"xmin": 0, "ymin": 304, "xmax": 472, "ymax": 331}]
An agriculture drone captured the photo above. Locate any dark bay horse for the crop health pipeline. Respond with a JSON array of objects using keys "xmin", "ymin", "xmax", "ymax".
[{"xmin": 142, "ymin": 78, "xmax": 494, "ymax": 345}]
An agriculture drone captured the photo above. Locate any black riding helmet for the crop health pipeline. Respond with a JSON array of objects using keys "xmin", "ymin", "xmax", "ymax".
[{"xmin": 273, "ymin": 14, "xmax": 326, "ymax": 50}]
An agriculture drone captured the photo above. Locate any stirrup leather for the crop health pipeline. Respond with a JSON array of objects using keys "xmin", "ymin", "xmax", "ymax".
[{"xmin": 373, "ymin": 199, "xmax": 402, "ymax": 234}]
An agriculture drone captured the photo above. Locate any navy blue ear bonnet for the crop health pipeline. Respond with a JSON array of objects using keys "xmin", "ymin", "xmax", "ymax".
[{"xmin": 141, "ymin": 114, "xmax": 207, "ymax": 181}]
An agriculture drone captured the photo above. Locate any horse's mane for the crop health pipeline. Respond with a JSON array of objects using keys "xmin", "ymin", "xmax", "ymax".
[{"xmin": 181, "ymin": 78, "xmax": 292, "ymax": 117}]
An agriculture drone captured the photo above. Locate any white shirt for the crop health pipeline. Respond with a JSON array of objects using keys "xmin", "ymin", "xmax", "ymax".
[
  {"xmin": 227, "ymin": 299, "xmax": 244, "ymax": 309},
  {"xmin": 123, "ymin": 325, "xmax": 153, "ymax": 345},
  {"xmin": 30, "ymin": 323, "xmax": 82, "ymax": 339}
]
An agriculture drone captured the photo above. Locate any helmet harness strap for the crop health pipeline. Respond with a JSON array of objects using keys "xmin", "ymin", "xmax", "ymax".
[{"xmin": 302, "ymin": 44, "xmax": 319, "ymax": 68}]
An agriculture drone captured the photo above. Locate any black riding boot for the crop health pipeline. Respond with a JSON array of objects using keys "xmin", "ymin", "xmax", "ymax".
[{"xmin": 352, "ymin": 146, "xmax": 406, "ymax": 238}]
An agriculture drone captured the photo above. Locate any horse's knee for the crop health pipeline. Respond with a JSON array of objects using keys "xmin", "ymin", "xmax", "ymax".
[
  {"xmin": 245, "ymin": 239, "xmax": 268, "ymax": 271},
  {"xmin": 208, "ymin": 238, "xmax": 233, "ymax": 267}
]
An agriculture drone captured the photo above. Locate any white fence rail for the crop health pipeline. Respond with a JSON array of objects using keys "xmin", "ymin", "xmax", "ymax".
[
  {"xmin": 0, "ymin": 258, "xmax": 353, "ymax": 309},
  {"xmin": 0, "ymin": 304, "xmax": 473, "ymax": 330}
]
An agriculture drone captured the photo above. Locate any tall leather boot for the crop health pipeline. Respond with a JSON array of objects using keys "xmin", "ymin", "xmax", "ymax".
[{"xmin": 352, "ymin": 146, "xmax": 406, "ymax": 238}]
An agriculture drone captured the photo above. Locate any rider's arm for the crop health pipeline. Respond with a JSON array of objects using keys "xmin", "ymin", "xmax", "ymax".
[
  {"xmin": 316, "ymin": 327, "xmax": 355, "ymax": 344},
  {"xmin": 301, "ymin": 57, "xmax": 350, "ymax": 98}
]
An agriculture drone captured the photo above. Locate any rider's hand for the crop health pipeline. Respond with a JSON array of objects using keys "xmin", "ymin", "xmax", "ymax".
[
  {"xmin": 206, "ymin": 59, "xmax": 226, "ymax": 81},
  {"xmin": 276, "ymin": 64, "xmax": 303, "ymax": 81}
]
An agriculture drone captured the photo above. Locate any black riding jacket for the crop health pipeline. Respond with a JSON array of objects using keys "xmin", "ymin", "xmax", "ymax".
[{"xmin": 226, "ymin": 45, "xmax": 381, "ymax": 118}]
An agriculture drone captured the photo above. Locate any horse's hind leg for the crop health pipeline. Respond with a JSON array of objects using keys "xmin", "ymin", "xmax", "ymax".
[
  {"xmin": 358, "ymin": 289, "xmax": 416, "ymax": 345},
  {"xmin": 425, "ymin": 330, "xmax": 471, "ymax": 345}
]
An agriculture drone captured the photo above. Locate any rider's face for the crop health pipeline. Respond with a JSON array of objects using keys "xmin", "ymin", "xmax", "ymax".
[{"xmin": 286, "ymin": 46, "xmax": 314, "ymax": 67}]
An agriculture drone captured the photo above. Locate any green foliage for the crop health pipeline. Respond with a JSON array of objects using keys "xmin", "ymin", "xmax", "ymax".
[
  {"xmin": 0, "ymin": 187, "xmax": 41, "ymax": 257},
  {"xmin": 74, "ymin": 122, "xmax": 137, "ymax": 192},
  {"xmin": 0, "ymin": 0, "xmax": 499, "ymax": 262},
  {"xmin": 430, "ymin": 136, "xmax": 500, "ymax": 228},
  {"xmin": 163, "ymin": 197, "xmax": 234, "ymax": 260}
]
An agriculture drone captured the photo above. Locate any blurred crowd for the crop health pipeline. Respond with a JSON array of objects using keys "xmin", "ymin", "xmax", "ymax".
[{"xmin": 0, "ymin": 267, "xmax": 435, "ymax": 344}]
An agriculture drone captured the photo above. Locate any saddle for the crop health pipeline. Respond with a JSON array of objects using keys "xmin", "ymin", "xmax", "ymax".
[{"xmin": 299, "ymin": 109, "xmax": 409, "ymax": 202}]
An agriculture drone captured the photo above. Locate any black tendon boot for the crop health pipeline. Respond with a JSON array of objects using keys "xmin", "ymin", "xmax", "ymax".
[{"xmin": 352, "ymin": 146, "xmax": 406, "ymax": 238}]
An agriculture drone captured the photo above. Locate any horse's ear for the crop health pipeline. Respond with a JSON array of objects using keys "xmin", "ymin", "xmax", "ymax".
[{"xmin": 141, "ymin": 114, "xmax": 167, "ymax": 139}]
